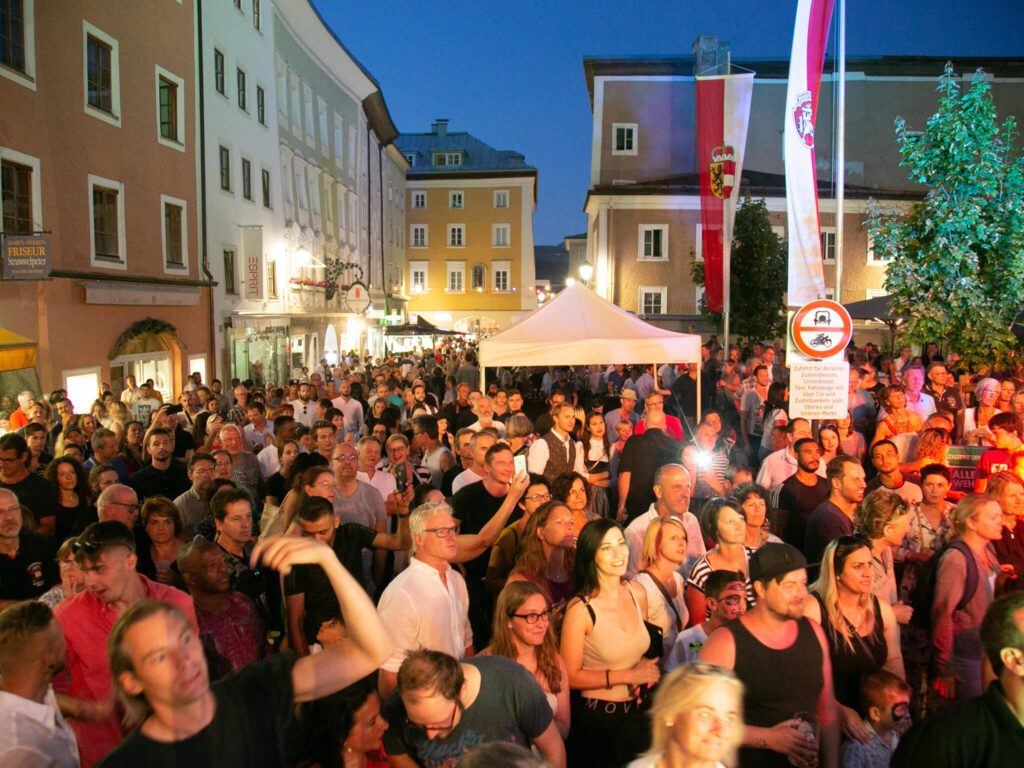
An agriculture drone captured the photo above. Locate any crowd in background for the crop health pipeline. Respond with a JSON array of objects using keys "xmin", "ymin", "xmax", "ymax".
[{"xmin": 2, "ymin": 336, "xmax": 1024, "ymax": 768}]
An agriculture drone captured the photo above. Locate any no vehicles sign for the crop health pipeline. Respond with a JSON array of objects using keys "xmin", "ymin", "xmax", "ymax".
[{"xmin": 789, "ymin": 299, "xmax": 852, "ymax": 361}]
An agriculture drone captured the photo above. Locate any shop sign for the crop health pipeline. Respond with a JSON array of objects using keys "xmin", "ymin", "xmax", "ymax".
[
  {"xmin": 245, "ymin": 252, "xmax": 263, "ymax": 300},
  {"xmin": 947, "ymin": 445, "xmax": 988, "ymax": 493},
  {"xmin": 2, "ymin": 234, "xmax": 51, "ymax": 279},
  {"xmin": 344, "ymin": 281, "xmax": 371, "ymax": 314}
]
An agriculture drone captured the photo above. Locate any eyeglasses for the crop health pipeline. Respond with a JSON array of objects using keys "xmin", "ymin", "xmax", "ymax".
[
  {"xmin": 0, "ymin": 455, "xmax": 23, "ymax": 464},
  {"xmin": 406, "ymin": 700, "xmax": 461, "ymax": 737},
  {"xmin": 333, "ymin": 455, "xmax": 359, "ymax": 463},
  {"xmin": 509, "ymin": 608, "xmax": 551, "ymax": 624},
  {"xmin": 58, "ymin": 558, "xmax": 79, "ymax": 570},
  {"xmin": 425, "ymin": 524, "xmax": 460, "ymax": 538},
  {"xmin": 525, "ymin": 493, "xmax": 551, "ymax": 502},
  {"xmin": 113, "ymin": 502, "xmax": 141, "ymax": 512}
]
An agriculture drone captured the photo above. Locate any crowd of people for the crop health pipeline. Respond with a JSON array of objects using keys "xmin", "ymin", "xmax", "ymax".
[{"xmin": 2, "ymin": 339, "xmax": 1024, "ymax": 768}]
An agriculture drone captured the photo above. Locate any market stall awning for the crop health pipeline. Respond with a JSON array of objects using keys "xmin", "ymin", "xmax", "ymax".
[
  {"xmin": 0, "ymin": 327, "xmax": 37, "ymax": 372},
  {"xmin": 385, "ymin": 315, "xmax": 462, "ymax": 336}
]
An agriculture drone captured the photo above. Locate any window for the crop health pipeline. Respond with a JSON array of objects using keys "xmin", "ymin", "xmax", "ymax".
[
  {"xmin": 410, "ymin": 261, "xmax": 427, "ymax": 293},
  {"xmin": 218, "ymin": 146, "xmax": 231, "ymax": 191},
  {"xmin": 411, "ymin": 224, "xmax": 427, "ymax": 248},
  {"xmin": 213, "ymin": 49, "xmax": 225, "ymax": 95},
  {"xmin": 333, "ymin": 114, "xmax": 344, "ymax": 168},
  {"xmin": 256, "ymin": 85, "xmax": 265, "ymax": 125},
  {"xmin": 612, "ymin": 123, "xmax": 637, "ymax": 155},
  {"xmin": 404, "ymin": 153, "xmax": 415, "ymax": 166},
  {"xmin": 241, "ymin": 158, "xmax": 252, "ymax": 200},
  {"xmin": 449, "ymin": 191, "xmax": 464, "ymax": 209},
  {"xmin": 261, "ymin": 168, "xmax": 271, "ymax": 208},
  {"xmin": 161, "ymin": 196, "xmax": 187, "ymax": 270},
  {"xmin": 289, "ymin": 73, "xmax": 301, "ymax": 135},
  {"xmin": 155, "ymin": 67, "xmax": 185, "ymax": 149},
  {"xmin": 492, "ymin": 224, "xmax": 510, "ymax": 248},
  {"xmin": 276, "ymin": 56, "xmax": 286, "ymax": 117},
  {"xmin": 866, "ymin": 234, "xmax": 890, "ymax": 266},
  {"xmin": 83, "ymin": 24, "xmax": 119, "ymax": 124},
  {"xmin": 865, "ymin": 288, "xmax": 888, "ymax": 300},
  {"xmin": 471, "ymin": 264, "xmax": 485, "ymax": 291},
  {"xmin": 88, "ymin": 174, "xmax": 125, "ymax": 267},
  {"xmin": 639, "ymin": 287, "xmax": 666, "ymax": 315},
  {"xmin": 1, "ymin": 159, "xmax": 32, "ymax": 233},
  {"xmin": 433, "ymin": 152, "xmax": 462, "ymax": 167},
  {"xmin": 493, "ymin": 260, "xmax": 511, "ymax": 292},
  {"xmin": 638, "ymin": 225, "xmax": 668, "ymax": 261},
  {"xmin": 820, "ymin": 228, "xmax": 836, "ymax": 264},
  {"xmin": 412, "ymin": 191, "xmax": 426, "ymax": 209},
  {"xmin": 1, "ymin": 0, "xmax": 25, "ymax": 72},
  {"xmin": 303, "ymin": 84, "xmax": 314, "ymax": 146},
  {"xmin": 267, "ymin": 260, "xmax": 277, "ymax": 299},
  {"xmin": 494, "ymin": 190, "xmax": 509, "ymax": 208},
  {"xmin": 252, "ymin": 0, "xmax": 261, "ymax": 30},
  {"xmin": 448, "ymin": 224, "xmax": 464, "ymax": 248},
  {"xmin": 236, "ymin": 69, "xmax": 246, "ymax": 110},
  {"xmin": 446, "ymin": 262, "xmax": 465, "ymax": 293},
  {"xmin": 317, "ymin": 98, "xmax": 328, "ymax": 155},
  {"xmin": 223, "ymin": 249, "xmax": 237, "ymax": 295}
]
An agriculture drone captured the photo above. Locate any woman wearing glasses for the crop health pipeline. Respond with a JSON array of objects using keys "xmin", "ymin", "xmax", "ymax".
[
  {"xmin": 803, "ymin": 535, "xmax": 904, "ymax": 743},
  {"xmin": 561, "ymin": 519, "xmax": 661, "ymax": 768},
  {"xmin": 483, "ymin": 581, "xmax": 570, "ymax": 739}
]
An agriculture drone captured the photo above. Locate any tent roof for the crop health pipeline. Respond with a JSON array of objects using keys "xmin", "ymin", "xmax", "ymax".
[
  {"xmin": 843, "ymin": 294, "xmax": 902, "ymax": 321},
  {"xmin": 0, "ymin": 328, "xmax": 36, "ymax": 372},
  {"xmin": 479, "ymin": 282, "xmax": 702, "ymax": 367}
]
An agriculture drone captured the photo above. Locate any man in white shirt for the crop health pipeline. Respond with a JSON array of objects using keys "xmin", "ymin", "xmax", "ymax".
[
  {"xmin": 466, "ymin": 396, "xmax": 507, "ymax": 437},
  {"xmin": 452, "ymin": 429, "xmax": 498, "ymax": 495},
  {"xmin": 0, "ymin": 601, "xmax": 80, "ymax": 768},
  {"xmin": 625, "ymin": 463, "xmax": 705, "ymax": 578},
  {"xmin": 528, "ymin": 403, "xmax": 589, "ymax": 484},
  {"xmin": 376, "ymin": 500, "xmax": 472, "ymax": 700},
  {"xmin": 290, "ymin": 381, "xmax": 318, "ymax": 429},
  {"xmin": 330, "ymin": 378, "xmax": 364, "ymax": 442}
]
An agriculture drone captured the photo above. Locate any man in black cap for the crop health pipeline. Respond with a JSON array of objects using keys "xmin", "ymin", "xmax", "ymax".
[{"xmin": 701, "ymin": 542, "xmax": 839, "ymax": 768}]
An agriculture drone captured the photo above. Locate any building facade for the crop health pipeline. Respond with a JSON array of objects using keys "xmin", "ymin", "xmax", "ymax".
[
  {"xmin": 0, "ymin": 0, "xmax": 212, "ymax": 405},
  {"xmin": 582, "ymin": 47, "xmax": 1024, "ymax": 342},
  {"xmin": 396, "ymin": 120, "xmax": 537, "ymax": 335}
]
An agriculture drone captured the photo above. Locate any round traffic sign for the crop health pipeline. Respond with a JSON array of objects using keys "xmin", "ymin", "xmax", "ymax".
[
  {"xmin": 790, "ymin": 299, "xmax": 852, "ymax": 360},
  {"xmin": 344, "ymin": 281, "xmax": 371, "ymax": 315}
]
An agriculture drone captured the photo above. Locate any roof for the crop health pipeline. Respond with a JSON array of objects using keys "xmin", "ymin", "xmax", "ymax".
[
  {"xmin": 582, "ymin": 54, "xmax": 1024, "ymax": 109},
  {"xmin": 396, "ymin": 124, "xmax": 537, "ymax": 177},
  {"xmin": 584, "ymin": 169, "xmax": 921, "ymax": 209}
]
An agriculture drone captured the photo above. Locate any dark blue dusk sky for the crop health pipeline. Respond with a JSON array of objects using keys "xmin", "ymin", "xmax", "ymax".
[{"xmin": 314, "ymin": 0, "xmax": 1024, "ymax": 245}]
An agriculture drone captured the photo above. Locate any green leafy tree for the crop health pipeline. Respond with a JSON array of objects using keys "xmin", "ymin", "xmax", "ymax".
[
  {"xmin": 868, "ymin": 64, "xmax": 1024, "ymax": 368},
  {"xmin": 691, "ymin": 195, "xmax": 786, "ymax": 342}
]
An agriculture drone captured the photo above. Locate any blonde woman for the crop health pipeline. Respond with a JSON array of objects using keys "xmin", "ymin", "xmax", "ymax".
[
  {"xmin": 855, "ymin": 489, "xmax": 914, "ymax": 624},
  {"xmin": 804, "ymin": 536, "xmax": 903, "ymax": 743},
  {"xmin": 634, "ymin": 517, "xmax": 690, "ymax": 662},
  {"xmin": 627, "ymin": 662, "xmax": 744, "ymax": 768},
  {"xmin": 956, "ymin": 377, "xmax": 1001, "ymax": 445},
  {"xmin": 483, "ymin": 581, "xmax": 570, "ymax": 739}
]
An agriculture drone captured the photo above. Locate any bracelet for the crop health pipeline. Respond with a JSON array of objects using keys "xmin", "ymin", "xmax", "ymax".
[{"xmin": 605, "ymin": 670, "xmax": 612, "ymax": 689}]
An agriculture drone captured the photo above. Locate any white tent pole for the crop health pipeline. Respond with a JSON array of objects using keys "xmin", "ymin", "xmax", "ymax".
[{"xmin": 696, "ymin": 354, "xmax": 702, "ymax": 427}]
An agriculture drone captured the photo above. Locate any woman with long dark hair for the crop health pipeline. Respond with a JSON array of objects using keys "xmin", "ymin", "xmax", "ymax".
[
  {"xmin": 758, "ymin": 382, "xmax": 789, "ymax": 461},
  {"xmin": 300, "ymin": 675, "xmax": 389, "ymax": 768},
  {"xmin": 560, "ymin": 518, "xmax": 660, "ymax": 767}
]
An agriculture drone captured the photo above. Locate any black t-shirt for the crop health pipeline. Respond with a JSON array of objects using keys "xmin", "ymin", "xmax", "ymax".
[
  {"xmin": 777, "ymin": 475, "xmax": 831, "ymax": 552},
  {"xmin": 1, "ymin": 472, "xmax": 58, "ymax": 527},
  {"xmin": 97, "ymin": 652, "xmax": 300, "ymax": 768},
  {"xmin": 0, "ymin": 531, "xmax": 57, "ymax": 600},
  {"xmin": 451, "ymin": 482, "xmax": 515, "ymax": 587},
  {"xmin": 283, "ymin": 523, "xmax": 377, "ymax": 639},
  {"xmin": 619, "ymin": 429, "xmax": 683, "ymax": 521},
  {"xmin": 128, "ymin": 463, "xmax": 190, "ymax": 501},
  {"xmin": 173, "ymin": 427, "xmax": 196, "ymax": 459}
]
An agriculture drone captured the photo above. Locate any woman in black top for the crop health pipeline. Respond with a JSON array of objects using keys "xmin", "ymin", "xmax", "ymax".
[
  {"xmin": 44, "ymin": 456, "xmax": 91, "ymax": 543},
  {"xmin": 804, "ymin": 536, "xmax": 904, "ymax": 742}
]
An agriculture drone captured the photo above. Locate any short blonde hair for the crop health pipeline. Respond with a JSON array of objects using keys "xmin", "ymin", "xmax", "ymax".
[
  {"xmin": 647, "ymin": 663, "xmax": 744, "ymax": 761},
  {"xmin": 948, "ymin": 493, "xmax": 999, "ymax": 544},
  {"xmin": 641, "ymin": 516, "xmax": 687, "ymax": 568}
]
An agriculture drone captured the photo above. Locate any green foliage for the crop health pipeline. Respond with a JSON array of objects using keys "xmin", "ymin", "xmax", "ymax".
[
  {"xmin": 868, "ymin": 64, "xmax": 1024, "ymax": 368},
  {"xmin": 691, "ymin": 195, "xmax": 787, "ymax": 342}
]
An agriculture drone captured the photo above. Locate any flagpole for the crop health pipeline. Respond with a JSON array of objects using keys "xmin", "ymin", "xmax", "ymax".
[
  {"xmin": 723, "ymin": 51, "xmax": 732, "ymax": 360},
  {"xmin": 834, "ymin": 0, "xmax": 846, "ymax": 301}
]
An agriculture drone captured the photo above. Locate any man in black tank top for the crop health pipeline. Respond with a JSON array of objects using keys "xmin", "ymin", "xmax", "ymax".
[{"xmin": 700, "ymin": 543, "xmax": 840, "ymax": 768}]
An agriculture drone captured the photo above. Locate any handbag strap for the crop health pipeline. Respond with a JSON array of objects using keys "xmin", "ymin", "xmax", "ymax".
[{"xmin": 640, "ymin": 570, "xmax": 684, "ymax": 631}]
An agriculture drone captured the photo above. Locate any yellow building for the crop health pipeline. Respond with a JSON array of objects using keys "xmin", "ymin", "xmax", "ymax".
[{"xmin": 396, "ymin": 120, "xmax": 537, "ymax": 334}]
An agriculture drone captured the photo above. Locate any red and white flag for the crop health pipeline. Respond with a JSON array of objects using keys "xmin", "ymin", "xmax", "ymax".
[
  {"xmin": 784, "ymin": 0, "xmax": 834, "ymax": 305},
  {"xmin": 696, "ymin": 72, "xmax": 754, "ymax": 313}
]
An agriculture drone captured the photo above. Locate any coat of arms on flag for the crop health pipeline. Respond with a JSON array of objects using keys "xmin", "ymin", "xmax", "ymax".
[{"xmin": 710, "ymin": 145, "xmax": 737, "ymax": 199}]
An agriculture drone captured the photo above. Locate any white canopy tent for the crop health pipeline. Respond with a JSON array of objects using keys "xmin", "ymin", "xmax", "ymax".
[{"xmin": 479, "ymin": 282, "xmax": 704, "ymax": 416}]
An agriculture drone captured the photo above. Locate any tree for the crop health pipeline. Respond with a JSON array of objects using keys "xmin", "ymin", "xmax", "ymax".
[
  {"xmin": 690, "ymin": 195, "xmax": 787, "ymax": 343},
  {"xmin": 868, "ymin": 64, "xmax": 1024, "ymax": 368}
]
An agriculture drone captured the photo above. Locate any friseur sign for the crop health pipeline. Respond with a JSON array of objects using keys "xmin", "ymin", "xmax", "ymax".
[{"xmin": 2, "ymin": 234, "xmax": 51, "ymax": 279}]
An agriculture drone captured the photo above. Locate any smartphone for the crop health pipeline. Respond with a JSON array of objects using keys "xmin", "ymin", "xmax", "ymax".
[
  {"xmin": 395, "ymin": 462, "xmax": 408, "ymax": 493},
  {"xmin": 514, "ymin": 454, "xmax": 527, "ymax": 476}
]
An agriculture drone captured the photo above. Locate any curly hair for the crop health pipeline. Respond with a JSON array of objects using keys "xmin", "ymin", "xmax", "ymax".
[{"xmin": 514, "ymin": 501, "xmax": 575, "ymax": 583}]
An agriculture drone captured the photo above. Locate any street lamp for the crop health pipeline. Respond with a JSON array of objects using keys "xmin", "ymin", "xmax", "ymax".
[{"xmin": 578, "ymin": 260, "xmax": 594, "ymax": 285}]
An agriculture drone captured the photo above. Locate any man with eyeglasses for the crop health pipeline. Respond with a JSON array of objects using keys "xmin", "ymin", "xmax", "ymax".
[
  {"xmin": 0, "ymin": 433, "xmax": 59, "ymax": 538},
  {"xmin": 382, "ymin": 648, "xmax": 566, "ymax": 768},
  {"xmin": 54, "ymin": 521, "xmax": 196, "ymax": 767},
  {"xmin": 173, "ymin": 452, "xmax": 217, "ymax": 537},
  {"xmin": 0, "ymin": 488, "xmax": 57, "ymax": 608},
  {"xmin": 331, "ymin": 443, "xmax": 389, "ymax": 589},
  {"xmin": 632, "ymin": 392, "xmax": 684, "ymax": 441},
  {"xmin": 377, "ymin": 501, "xmax": 473, "ymax": 701},
  {"xmin": 923, "ymin": 361, "xmax": 964, "ymax": 414}
]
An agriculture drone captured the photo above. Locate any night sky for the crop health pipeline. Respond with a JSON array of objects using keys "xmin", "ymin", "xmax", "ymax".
[{"xmin": 314, "ymin": 0, "xmax": 1024, "ymax": 245}]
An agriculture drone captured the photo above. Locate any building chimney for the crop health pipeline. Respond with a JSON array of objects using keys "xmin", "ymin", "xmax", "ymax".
[
  {"xmin": 692, "ymin": 35, "xmax": 730, "ymax": 76},
  {"xmin": 432, "ymin": 119, "xmax": 449, "ymax": 138}
]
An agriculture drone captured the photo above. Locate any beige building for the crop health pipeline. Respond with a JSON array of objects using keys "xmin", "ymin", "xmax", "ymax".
[
  {"xmin": 582, "ymin": 47, "xmax": 1024, "ymax": 342},
  {"xmin": 396, "ymin": 120, "xmax": 537, "ymax": 335},
  {"xmin": 0, "ymin": 1, "xmax": 211, "ymax": 404}
]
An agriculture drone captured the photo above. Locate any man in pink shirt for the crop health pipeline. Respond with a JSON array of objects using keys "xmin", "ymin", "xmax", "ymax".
[{"xmin": 54, "ymin": 521, "xmax": 196, "ymax": 767}]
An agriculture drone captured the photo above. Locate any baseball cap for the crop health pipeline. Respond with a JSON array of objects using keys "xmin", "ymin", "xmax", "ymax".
[
  {"xmin": 749, "ymin": 542, "xmax": 806, "ymax": 583},
  {"xmin": 620, "ymin": 389, "xmax": 638, "ymax": 400}
]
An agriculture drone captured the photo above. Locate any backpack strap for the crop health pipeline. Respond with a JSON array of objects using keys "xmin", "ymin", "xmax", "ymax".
[{"xmin": 949, "ymin": 540, "xmax": 980, "ymax": 613}]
